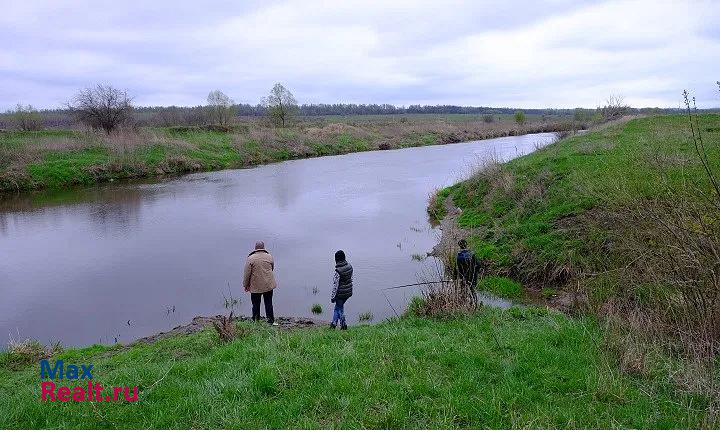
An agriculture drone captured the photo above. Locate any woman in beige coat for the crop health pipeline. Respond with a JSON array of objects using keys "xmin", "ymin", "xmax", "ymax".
[{"xmin": 243, "ymin": 241, "xmax": 278, "ymax": 325}]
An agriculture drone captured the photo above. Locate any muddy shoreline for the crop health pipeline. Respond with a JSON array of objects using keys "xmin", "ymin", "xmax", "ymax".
[{"xmin": 131, "ymin": 315, "xmax": 326, "ymax": 346}]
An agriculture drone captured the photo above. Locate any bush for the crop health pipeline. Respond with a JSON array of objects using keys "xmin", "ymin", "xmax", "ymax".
[
  {"xmin": 483, "ymin": 114, "xmax": 494, "ymax": 123},
  {"xmin": 69, "ymin": 84, "xmax": 133, "ymax": 134},
  {"xmin": 407, "ymin": 280, "xmax": 477, "ymax": 318},
  {"xmin": 311, "ymin": 304, "xmax": 323, "ymax": 314},
  {"xmin": 2, "ymin": 338, "xmax": 62, "ymax": 370},
  {"xmin": 358, "ymin": 311, "xmax": 374, "ymax": 322},
  {"xmin": 406, "ymin": 297, "xmax": 427, "ymax": 317},
  {"xmin": 10, "ymin": 104, "xmax": 43, "ymax": 131},
  {"xmin": 514, "ymin": 111, "xmax": 526, "ymax": 126},
  {"xmin": 598, "ymin": 95, "xmax": 630, "ymax": 122}
]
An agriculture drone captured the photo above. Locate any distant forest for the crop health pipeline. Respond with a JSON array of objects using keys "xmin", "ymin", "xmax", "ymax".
[{"xmin": 0, "ymin": 102, "xmax": 699, "ymax": 129}]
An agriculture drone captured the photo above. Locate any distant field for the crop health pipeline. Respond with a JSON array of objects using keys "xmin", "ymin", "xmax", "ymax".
[
  {"xmin": 315, "ymin": 112, "xmax": 569, "ymax": 123},
  {"xmin": 0, "ymin": 114, "xmax": 576, "ymax": 193}
]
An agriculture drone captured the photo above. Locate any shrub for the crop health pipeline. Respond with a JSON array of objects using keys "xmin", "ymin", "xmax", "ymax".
[
  {"xmin": 514, "ymin": 111, "xmax": 526, "ymax": 126},
  {"xmin": 408, "ymin": 280, "xmax": 478, "ymax": 318},
  {"xmin": 10, "ymin": 104, "xmax": 43, "ymax": 131},
  {"xmin": 2, "ymin": 338, "xmax": 62, "ymax": 370},
  {"xmin": 598, "ymin": 95, "xmax": 630, "ymax": 122},
  {"xmin": 483, "ymin": 114, "xmax": 494, "ymax": 123},
  {"xmin": 69, "ymin": 84, "xmax": 133, "ymax": 134},
  {"xmin": 212, "ymin": 312, "xmax": 239, "ymax": 342},
  {"xmin": 311, "ymin": 304, "xmax": 323, "ymax": 314},
  {"xmin": 358, "ymin": 311, "xmax": 374, "ymax": 322}
]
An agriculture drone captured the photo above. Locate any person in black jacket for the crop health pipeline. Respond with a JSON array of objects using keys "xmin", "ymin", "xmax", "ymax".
[
  {"xmin": 454, "ymin": 239, "xmax": 483, "ymax": 304},
  {"xmin": 330, "ymin": 250, "xmax": 353, "ymax": 330}
]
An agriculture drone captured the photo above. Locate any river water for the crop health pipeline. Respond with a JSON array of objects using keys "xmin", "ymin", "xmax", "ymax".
[{"xmin": 0, "ymin": 133, "xmax": 555, "ymax": 347}]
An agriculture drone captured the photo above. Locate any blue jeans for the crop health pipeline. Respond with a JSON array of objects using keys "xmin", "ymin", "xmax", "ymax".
[{"xmin": 332, "ymin": 297, "xmax": 347, "ymax": 325}]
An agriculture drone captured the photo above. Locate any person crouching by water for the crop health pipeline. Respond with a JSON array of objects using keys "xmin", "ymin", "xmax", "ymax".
[
  {"xmin": 243, "ymin": 241, "xmax": 278, "ymax": 326},
  {"xmin": 330, "ymin": 250, "xmax": 353, "ymax": 330}
]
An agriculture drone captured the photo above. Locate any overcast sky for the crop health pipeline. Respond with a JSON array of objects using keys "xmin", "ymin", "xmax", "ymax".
[{"xmin": 2, "ymin": 0, "xmax": 719, "ymax": 110}]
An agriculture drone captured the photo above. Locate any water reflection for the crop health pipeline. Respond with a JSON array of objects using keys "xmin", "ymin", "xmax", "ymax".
[{"xmin": 0, "ymin": 133, "xmax": 556, "ymax": 346}]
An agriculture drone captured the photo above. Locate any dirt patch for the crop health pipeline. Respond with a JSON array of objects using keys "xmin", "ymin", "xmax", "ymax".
[
  {"xmin": 430, "ymin": 197, "xmax": 465, "ymax": 261},
  {"xmin": 131, "ymin": 315, "xmax": 324, "ymax": 346}
]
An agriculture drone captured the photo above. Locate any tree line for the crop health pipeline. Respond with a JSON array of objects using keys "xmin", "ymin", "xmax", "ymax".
[{"xmin": 1, "ymin": 83, "xmax": 697, "ymax": 133}]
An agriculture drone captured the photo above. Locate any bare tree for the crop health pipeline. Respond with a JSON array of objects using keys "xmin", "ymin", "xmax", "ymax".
[
  {"xmin": 598, "ymin": 95, "xmax": 630, "ymax": 122},
  {"xmin": 11, "ymin": 103, "xmax": 43, "ymax": 131},
  {"xmin": 206, "ymin": 90, "xmax": 235, "ymax": 126},
  {"xmin": 262, "ymin": 83, "xmax": 297, "ymax": 127},
  {"xmin": 69, "ymin": 84, "xmax": 133, "ymax": 134}
]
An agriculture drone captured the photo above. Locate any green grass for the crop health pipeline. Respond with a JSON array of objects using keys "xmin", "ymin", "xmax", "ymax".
[
  {"xmin": 26, "ymin": 148, "xmax": 110, "ymax": 186},
  {"xmin": 0, "ymin": 307, "xmax": 707, "ymax": 429},
  {"xmin": 440, "ymin": 115, "xmax": 720, "ymax": 275},
  {"xmin": 478, "ymin": 276, "xmax": 523, "ymax": 299},
  {"xmin": 184, "ymin": 131, "xmax": 241, "ymax": 168}
]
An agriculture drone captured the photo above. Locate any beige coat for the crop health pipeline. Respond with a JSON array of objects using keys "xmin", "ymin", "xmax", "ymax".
[{"xmin": 243, "ymin": 249, "xmax": 277, "ymax": 293}]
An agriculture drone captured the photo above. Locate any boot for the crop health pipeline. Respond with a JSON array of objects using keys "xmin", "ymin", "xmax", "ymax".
[
  {"xmin": 340, "ymin": 321, "xmax": 348, "ymax": 330},
  {"xmin": 329, "ymin": 323, "xmax": 336, "ymax": 329}
]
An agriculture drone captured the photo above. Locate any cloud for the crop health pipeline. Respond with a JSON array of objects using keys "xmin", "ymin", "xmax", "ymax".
[{"xmin": 1, "ymin": 0, "xmax": 718, "ymax": 110}]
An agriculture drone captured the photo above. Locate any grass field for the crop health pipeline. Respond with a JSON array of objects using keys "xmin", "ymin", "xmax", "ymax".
[
  {"xmin": 0, "ymin": 307, "xmax": 710, "ymax": 429},
  {"xmin": 0, "ymin": 114, "xmax": 576, "ymax": 192}
]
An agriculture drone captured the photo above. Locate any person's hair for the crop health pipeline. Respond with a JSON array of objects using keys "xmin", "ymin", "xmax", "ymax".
[
  {"xmin": 458, "ymin": 239, "xmax": 467, "ymax": 249},
  {"xmin": 335, "ymin": 250, "xmax": 346, "ymax": 262},
  {"xmin": 255, "ymin": 241, "xmax": 265, "ymax": 250}
]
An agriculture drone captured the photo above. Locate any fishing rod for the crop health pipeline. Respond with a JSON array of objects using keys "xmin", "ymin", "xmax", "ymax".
[{"xmin": 378, "ymin": 280, "xmax": 454, "ymax": 291}]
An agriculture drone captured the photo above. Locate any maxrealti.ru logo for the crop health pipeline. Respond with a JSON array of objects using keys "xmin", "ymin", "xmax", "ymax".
[{"xmin": 40, "ymin": 359, "xmax": 138, "ymax": 402}]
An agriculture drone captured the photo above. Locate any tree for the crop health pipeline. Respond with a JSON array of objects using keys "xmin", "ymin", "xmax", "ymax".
[
  {"xmin": 514, "ymin": 110, "xmax": 526, "ymax": 126},
  {"xmin": 207, "ymin": 90, "xmax": 235, "ymax": 126},
  {"xmin": 598, "ymin": 95, "xmax": 630, "ymax": 122},
  {"xmin": 11, "ymin": 103, "xmax": 43, "ymax": 131},
  {"xmin": 69, "ymin": 84, "xmax": 133, "ymax": 134},
  {"xmin": 262, "ymin": 83, "xmax": 297, "ymax": 127}
]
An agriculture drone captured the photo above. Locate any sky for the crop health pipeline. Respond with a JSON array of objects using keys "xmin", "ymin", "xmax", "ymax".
[{"xmin": 1, "ymin": 0, "xmax": 719, "ymax": 110}]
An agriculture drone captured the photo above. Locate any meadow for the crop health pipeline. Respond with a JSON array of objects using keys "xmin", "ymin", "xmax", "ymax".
[
  {"xmin": 0, "ymin": 114, "xmax": 576, "ymax": 192},
  {"xmin": 0, "ymin": 307, "xmax": 709, "ymax": 429}
]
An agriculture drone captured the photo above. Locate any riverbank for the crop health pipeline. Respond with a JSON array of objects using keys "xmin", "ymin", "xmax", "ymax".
[
  {"xmin": 0, "ymin": 115, "xmax": 576, "ymax": 193},
  {"xmin": 1, "ymin": 307, "xmax": 708, "ymax": 429},
  {"xmin": 431, "ymin": 114, "xmax": 720, "ymax": 415}
]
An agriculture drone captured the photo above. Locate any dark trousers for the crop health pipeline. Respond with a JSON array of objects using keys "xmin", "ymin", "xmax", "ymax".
[{"xmin": 251, "ymin": 290, "xmax": 274, "ymax": 323}]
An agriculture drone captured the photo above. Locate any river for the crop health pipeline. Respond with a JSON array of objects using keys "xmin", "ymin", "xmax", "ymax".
[{"xmin": 0, "ymin": 133, "xmax": 556, "ymax": 347}]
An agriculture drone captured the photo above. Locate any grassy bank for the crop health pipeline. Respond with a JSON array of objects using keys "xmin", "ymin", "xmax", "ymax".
[
  {"xmin": 433, "ymin": 113, "xmax": 719, "ymax": 296},
  {"xmin": 1, "ymin": 307, "xmax": 710, "ymax": 429},
  {"xmin": 431, "ymin": 114, "xmax": 720, "ymax": 396},
  {"xmin": 0, "ymin": 115, "xmax": 575, "ymax": 192}
]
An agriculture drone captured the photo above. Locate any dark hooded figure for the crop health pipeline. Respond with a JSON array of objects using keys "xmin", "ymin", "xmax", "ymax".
[
  {"xmin": 330, "ymin": 250, "xmax": 353, "ymax": 330},
  {"xmin": 454, "ymin": 239, "xmax": 483, "ymax": 303}
]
